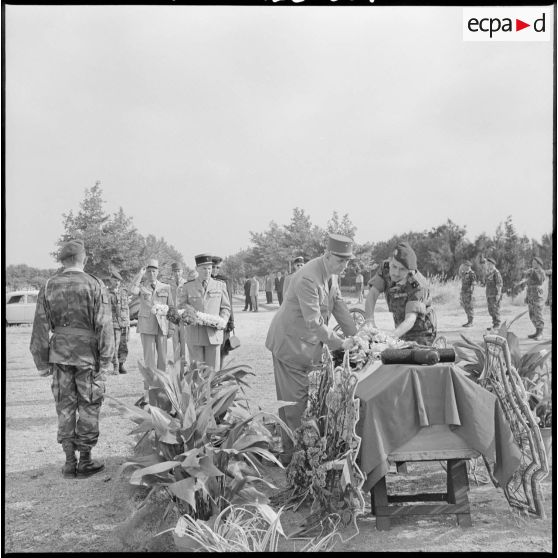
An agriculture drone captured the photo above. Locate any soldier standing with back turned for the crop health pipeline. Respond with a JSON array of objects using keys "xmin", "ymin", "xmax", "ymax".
[
  {"xmin": 515, "ymin": 256, "xmax": 546, "ymax": 340},
  {"xmin": 30, "ymin": 239, "xmax": 114, "ymax": 478}
]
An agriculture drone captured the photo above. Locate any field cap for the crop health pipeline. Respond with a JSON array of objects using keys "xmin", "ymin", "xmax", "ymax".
[
  {"xmin": 327, "ymin": 233, "xmax": 354, "ymax": 259},
  {"xmin": 146, "ymin": 258, "xmax": 159, "ymax": 269},
  {"xmin": 212, "ymin": 256, "xmax": 223, "ymax": 265},
  {"xmin": 533, "ymin": 256, "xmax": 544, "ymax": 266},
  {"xmin": 462, "ymin": 260, "xmax": 472, "ymax": 266},
  {"xmin": 293, "ymin": 256, "xmax": 305, "ymax": 265},
  {"xmin": 195, "ymin": 253, "xmax": 213, "ymax": 267},
  {"xmin": 171, "ymin": 262, "xmax": 182, "ymax": 271},
  {"xmin": 486, "ymin": 256, "xmax": 496, "ymax": 265},
  {"xmin": 59, "ymin": 239, "xmax": 85, "ymax": 261},
  {"xmin": 393, "ymin": 241, "xmax": 417, "ymax": 270}
]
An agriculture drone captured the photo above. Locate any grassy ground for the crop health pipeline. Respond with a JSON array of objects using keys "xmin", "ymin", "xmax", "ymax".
[{"xmin": 3, "ymin": 290, "xmax": 553, "ymax": 552}]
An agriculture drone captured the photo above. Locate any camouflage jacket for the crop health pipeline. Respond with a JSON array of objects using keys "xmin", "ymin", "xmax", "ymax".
[
  {"xmin": 371, "ymin": 261, "xmax": 436, "ymax": 337},
  {"xmin": 522, "ymin": 268, "xmax": 546, "ymax": 303},
  {"xmin": 460, "ymin": 269, "xmax": 476, "ymax": 293},
  {"xmin": 485, "ymin": 269, "xmax": 503, "ymax": 298},
  {"xmin": 109, "ymin": 285, "xmax": 130, "ymax": 328},
  {"xmin": 29, "ymin": 269, "xmax": 114, "ymax": 370}
]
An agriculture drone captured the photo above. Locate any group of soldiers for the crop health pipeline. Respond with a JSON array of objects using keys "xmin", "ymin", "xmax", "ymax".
[
  {"xmin": 29, "ymin": 240, "xmax": 233, "ymax": 479},
  {"xmin": 459, "ymin": 255, "xmax": 550, "ymax": 340},
  {"xmin": 28, "ymin": 233, "xmax": 552, "ymax": 477}
]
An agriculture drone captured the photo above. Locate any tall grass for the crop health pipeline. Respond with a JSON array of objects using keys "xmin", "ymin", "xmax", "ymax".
[{"xmin": 429, "ymin": 276, "xmax": 462, "ymax": 309}]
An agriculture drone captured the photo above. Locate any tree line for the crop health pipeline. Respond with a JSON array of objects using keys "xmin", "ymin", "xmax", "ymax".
[{"xmin": 6, "ymin": 184, "xmax": 552, "ymax": 297}]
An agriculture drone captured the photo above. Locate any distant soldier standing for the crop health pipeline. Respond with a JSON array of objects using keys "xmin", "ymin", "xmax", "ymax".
[
  {"xmin": 169, "ymin": 262, "xmax": 188, "ymax": 373},
  {"xmin": 106, "ymin": 267, "xmax": 130, "ymax": 375},
  {"xmin": 484, "ymin": 257, "xmax": 503, "ymax": 331},
  {"xmin": 515, "ymin": 257, "xmax": 546, "ymax": 340},
  {"xmin": 545, "ymin": 269, "xmax": 552, "ymax": 307},
  {"xmin": 30, "ymin": 239, "xmax": 114, "ymax": 478},
  {"xmin": 460, "ymin": 260, "xmax": 476, "ymax": 328},
  {"xmin": 212, "ymin": 255, "xmax": 236, "ymax": 359}
]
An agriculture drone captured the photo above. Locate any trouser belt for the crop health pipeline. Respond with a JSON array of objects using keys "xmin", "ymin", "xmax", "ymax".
[{"xmin": 54, "ymin": 326, "xmax": 96, "ymax": 339}]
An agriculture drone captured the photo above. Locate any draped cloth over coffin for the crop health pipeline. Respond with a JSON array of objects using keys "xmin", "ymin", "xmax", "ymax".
[{"xmin": 355, "ymin": 363, "xmax": 522, "ymax": 492}]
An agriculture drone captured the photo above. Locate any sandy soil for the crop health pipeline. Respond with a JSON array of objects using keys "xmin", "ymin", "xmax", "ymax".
[{"xmin": 3, "ymin": 293, "xmax": 553, "ymax": 552}]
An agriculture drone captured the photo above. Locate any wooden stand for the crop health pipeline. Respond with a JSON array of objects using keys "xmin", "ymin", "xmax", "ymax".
[{"xmin": 370, "ymin": 425, "xmax": 479, "ymax": 530}]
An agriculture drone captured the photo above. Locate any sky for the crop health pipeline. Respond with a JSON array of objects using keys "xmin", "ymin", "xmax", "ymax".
[{"xmin": 4, "ymin": 4, "xmax": 555, "ymax": 269}]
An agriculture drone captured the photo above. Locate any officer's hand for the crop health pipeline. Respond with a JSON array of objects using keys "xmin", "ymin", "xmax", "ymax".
[
  {"xmin": 139, "ymin": 266, "xmax": 147, "ymax": 276},
  {"xmin": 167, "ymin": 330, "xmax": 174, "ymax": 338},
  {"xmin": 341, "ymin": 337, "xmax": 356, "ymax": 351}
]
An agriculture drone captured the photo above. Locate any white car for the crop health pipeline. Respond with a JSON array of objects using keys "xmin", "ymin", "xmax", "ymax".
[{"xmin": 5, "ymin": 290, "xmax": 39, "ymax": 325}]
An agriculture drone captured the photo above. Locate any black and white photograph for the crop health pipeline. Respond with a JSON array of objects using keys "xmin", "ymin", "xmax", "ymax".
[{"xmin": 3, "ymin": 1, "xmax": 555, "ymax": 552}]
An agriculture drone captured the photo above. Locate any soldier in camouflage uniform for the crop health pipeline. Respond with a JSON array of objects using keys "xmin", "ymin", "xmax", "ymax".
[
  {"xmin": 30, "ymin": 239, "xmax": 114, "ymax": 479},
  {"xmin": 365, "ymin": 241, "xmax": 437, "ymax": 345},
  {"xmin": 545, "ymin": 269, "xmax": 552, "ymax": 307},
  {"xmin": 106, "ymin": 267, "xmax": 130, "ymax": 374},
  {"xmin": 459, "ymin": 260, "xmax": 476, "ymax": 327},
  {"xmin": 484, "ymin": 257, "xmax": 503, "ymax": 331},
  {"xmin": 515, "ymin": 256, "xmax": 546, "ymax": 340}
]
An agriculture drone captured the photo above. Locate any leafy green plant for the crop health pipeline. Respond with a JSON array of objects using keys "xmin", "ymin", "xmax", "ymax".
[
  {"xmin": 453, "ymin": 310, "xmax": 552, "ymax": 427},
  {"xmin": 108, "ymin": 359, "xmax": 294, "ymax": 527}
]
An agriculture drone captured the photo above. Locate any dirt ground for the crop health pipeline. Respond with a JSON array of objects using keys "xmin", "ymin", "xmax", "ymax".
[{"xmin": 3, "ymin": 292, "xmax": 554, "ymax": 552}]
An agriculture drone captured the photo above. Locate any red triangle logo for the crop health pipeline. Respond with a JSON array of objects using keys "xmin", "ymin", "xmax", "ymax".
[{"xmin": 516, "ymin": 19, "xmax": 530, "ymax": 31}]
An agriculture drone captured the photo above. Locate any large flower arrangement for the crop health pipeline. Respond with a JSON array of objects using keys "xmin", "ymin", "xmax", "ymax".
[
  {"xmin": 340, "ymin": 323, "xmax": 408, "ymax": 370},
  {"xmin": 156, "ymin": 303, "xmax": 228, "ymax": 330}
]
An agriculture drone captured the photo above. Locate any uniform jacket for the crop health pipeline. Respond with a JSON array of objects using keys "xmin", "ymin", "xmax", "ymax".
[
  {"xmin": 370, "ymin": 260, "xmax": 436, "ymax": 340},
  {"xmin": 214, "ymin": 273, "xmax": 235, "ymax": 330},
  {"xmin": 109, "ymin": 285, "xmax": 130, "ymax": 329},
  {"xmin": 282, "ymin": 272, "xmax": 296, "ymax": 297},
  {"xmin": 265, "ymin": 255, "xmax": 357, "ymax": 370},
  {"xmin": 522, "ymin": 268, "xmax": 546, "ymax": 304},
  {"xmin": 29, "ymin": 269, "xmax": 114, "ymax": 369},
  {"xmin": 131, "ymin": 279, "xmax": 173, "ymax": 335},
  {"xmin": 244, "ymin": 279, "xmax": 252, "ymax": 296},
  {"xmin": 460, "ymin": 270, "xmax": 476, "ymax": 293},
  {"xmin": 174, "ymin": 277, "xmax": 231, "ymax": 346},
  {"xmin": 485, "ymin": 269, "xmax": 503, "ymax": 299},
  {"xmin": 265, "ymin": 275, "xmax": 274, "ymax": 292}
]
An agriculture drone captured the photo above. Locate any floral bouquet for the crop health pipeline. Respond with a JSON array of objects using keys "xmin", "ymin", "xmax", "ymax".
[
  {"xmin": 151, "ymin": 303, "xmax": 169, "ymax": 317},
  {"xmin": 164, "ymin": 304, "xmax": 227, "ymax": 330},
  {"xmin": 343, "ymin": 322, "xmax": 409, "ymax": 370}
]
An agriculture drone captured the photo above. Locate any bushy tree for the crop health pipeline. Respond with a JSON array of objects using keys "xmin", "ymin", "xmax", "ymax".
[{"xmin": 5, "ymin": 264, "xmax": 59, "ymax": 290}]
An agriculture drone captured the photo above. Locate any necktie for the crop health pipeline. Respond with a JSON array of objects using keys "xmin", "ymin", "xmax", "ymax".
[
  {"xmin": 328, "ymin": 277, "xmax": 333, "ymax": 291},
  {"xmin": 202, "ymin": 280, "xmax": 208, "ymax": 291}
]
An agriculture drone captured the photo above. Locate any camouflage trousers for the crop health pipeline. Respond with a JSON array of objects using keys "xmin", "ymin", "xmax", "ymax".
[
  {"xmin": 528, "ymin": 302, "xmax": 544, "ymax": 329},
  {"xmin": 460, "ymin": 291, "xmax": 474, "ymax": 321},
  {"xmin": 112, "ymin": 327, "xmax": 129, "ymax": 367},
  {"xmin": 487, "ymin": 295, "xmax": 501, "ymax": 327},
  {"xmin": 51, "ymin": 363, "xmax": 105, "ymax": 451}
]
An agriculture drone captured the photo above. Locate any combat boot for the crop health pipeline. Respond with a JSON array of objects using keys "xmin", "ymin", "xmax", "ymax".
[
  {"xmin": 61, "ymin": 444, "xmax": 77, "ymax": 478},
  {"xmin": 527, "ymin": 331, "xmax": 538, "ymax": 339},
  {"xmin": 462, "ymin": 320, "xmax": 473, "ymax": 328},
  {"xmin": 119, "ymin": 362, "xmax": 128, "ymax": 374},
  {"xmin": 531, "ymin": 328, "xmax": 544, "ymax": 341},
  {"xmin": 76, "ymin": 450, "xmax": 105, "ymax": 478},
  {"xmin": 112, "ymin": 364, "xmax": 119, "ymax": 375}
]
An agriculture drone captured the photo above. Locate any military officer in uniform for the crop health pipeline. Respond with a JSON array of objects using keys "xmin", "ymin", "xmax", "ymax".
[
  {"xmin": 282, "ymin": 256, "xmax": 305, "ymax": 297},
  {"xmin": 365, "ymin": 241, "xmax": 437, "ymax": 345},
  {"xmin": 515, "ymin": 256, "xmax": 546, "ymax": 340},
  {"xmin": 169, "ymin": 262, "xmax": 188, "ymax": 373},
  {"xmin": 173, "ymin": 254, "xmax": 231, "ymax": 371},
  {"xmin": 484, "ymin": 256, "xmax": 503, "ymax": 331},
  {"xmin": 460, "ymin": 260, "xmax": 476, "ymax": 328},
  {"xmin": 106, "ymin": 267, "xmax": 130, "ymax": 374},
  {"xmin": 265, "ymin": 234, "xmax": 358, "ymax": 465},
  {"xmin": 211, "ymin": 255, "xmax": 236, "ymax": 358},
  {"xmin": 130, "ymin": 259, "xmax": 173, "ymax": 374},
  {"xmin": 30, "ymin": 239, "xmax": 114, "ymax": 478}
]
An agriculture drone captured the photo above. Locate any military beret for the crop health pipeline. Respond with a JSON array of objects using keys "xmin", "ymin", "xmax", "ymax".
[
  {"xmin": 533, "ymin": 256, "xmax": 544, "ymax": 266},
  {"xmin": 59, "ymin": 239, "xmax": 85, "ymax": 261},
  {"xmin": 195, "ymin": 253, "xmax": 213, "ymax": 266},
  {"xmin": 110, "ymin": 268, "xmax": 123, "ymax": 281},
  {"xmin": 211, "ymin": 256, "xmax": 223, "ymax": 265},
  {"xmin": 327, "ymin": 233, "xmax": 354, "ymax": 259},
  {"xmin": 171, "ymin": 262, "xmax": 182, "ymax": 271},
  {"xmin": 486, "ymin": 256, "xmax": 496, "ymax": 265},
  {"xmin": 393, "ymin": 241, "xmax": 417, "ymax": 270},
  {"xmin": 293, "ymin": 256, "xmax": 305, "ymax": 265}
]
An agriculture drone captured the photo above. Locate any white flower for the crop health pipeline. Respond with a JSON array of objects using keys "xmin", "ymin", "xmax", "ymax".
[{"xmin": 151, "ymin": 303, "xmax": 169, "ymax": 317}]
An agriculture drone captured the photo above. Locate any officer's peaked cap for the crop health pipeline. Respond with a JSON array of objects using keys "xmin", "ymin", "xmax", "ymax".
[
  {"xmin": 211, "ymin": 256, "xmax": 223, "ymax": 265},
  {"xmin": 195, "ymin": 253, "xmax": 213, "ymax": 266},
  {"xmin": 327, "ymin": 234, "xmax": 354, "ymax": 259},
  {"xmin": 293, "ymin": 256, "xmax": 305, "ymax": 265},
  {"xmin": 171, "ymin": 262, "xmax": 182, "ymax": 271},
  {"xmin": 533, "ymin": 256, "xmax": 544, "ymax": 266},
  {"xmin": 146, "ymin": 258, "xmax": 159, "ymax": 269},
  {"xmin": 486, "ymin": 256, "xmax": 496, "ymax": 265}
]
